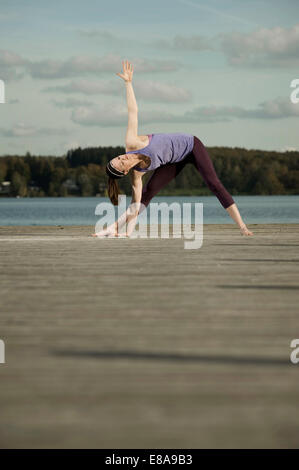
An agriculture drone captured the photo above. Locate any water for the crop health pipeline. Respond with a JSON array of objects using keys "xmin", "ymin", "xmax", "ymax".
[{"xmin": 0, "ymin": 196, "xmax": 298, "ymax": 226}]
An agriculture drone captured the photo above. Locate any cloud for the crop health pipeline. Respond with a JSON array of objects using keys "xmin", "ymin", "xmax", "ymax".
[
  {"xmin": 77, "ymin": 26, "xmax": 214, "ymax": 53},
  {"xmin": 77, "ymin": 28, "xmax": 121, "ymax": 42},
  {"xmin": 151, "ymin": 34, "xmax": 214, "ymax": 51},
  {"xmin": 51, "ymin": 97, "xmax": 93, "ymax": 108},
  {"xmin": 0, "ymin": 49, "xmax": 181, "ymax": 82},
  {"xmin": 281, "ymin": 146, "xmax": 298, "ymax": 152},
  {"xmin": 0, "ymin": 68, "xmax": 25, "ymax": 81},
  {"xmin": 61, "ymin": 140, "xmax": 82, "ymax": 152},
  {"xmin": 136, "ymin": 81, "xmax": 192, "ymax": 103},
  {"xmin": 2, "ymin": 21, "xmax": 299, "ymax": 87},
  {"xmin": 0, "ymin": 49, "xmax": 27, "ymax": 81},
  {"xmin": 71, "ymin": 104, "xmax": 180, "ymax": 127},
  {"xmin": 71, "ymin": 96, "xmax": 299, "ymax": 127},
  {"xmin": 183, "ymin": 96, "xmax": 299, "ymax": 121},
  {"xmin": 27, "ymin": 54, "xmax": 180, "ymax": 79},
  {"xmin": 70, "ymin": 103, "xmax": 228, "ymax": 127},
  {"xmin": 70, "ymin": 103, "xmax": 231, "ymax": 127},
  {"xmin": 75, "ymin": 24, "xmax": 299, "ymax": 69},
  {"xmin": 219, "ymin": 23, "xmax": 299, "ymax": 67},
  {"xmin": 0, "ymin": 123, "xmax": 37, "ymax": 137},
  {"xmin": 0, "ymin": 123, "xmax": 71, "ymax": 137},
  {"xmin": 77, "ymin": 27, "xmax": 214, "ymax": 54},
  {"xmin": 44, "ymin": 79, "xmax": 119, "ymax": 95},
  {"xmin": 0, "ymin": 49, "xmax": 27, "ymax": 67},
  {"xmin": 251, "ymin": 96, "xmax": 299, "ymax": 118},
  {"xmin": 71, "ymin": 104, "xmax": 129, "ymax": 127},
  {"xmin": 44, "ymin": 78, "xmax": 191, "ymax": 103},
  {"xmin": 27, "ymin": 55, "xmax": 117, "ymax": 79}
]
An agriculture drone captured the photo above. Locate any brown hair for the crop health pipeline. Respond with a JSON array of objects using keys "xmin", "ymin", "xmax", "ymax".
[{"xmin": 107, "ymin": 177, "xmax": 121, "ymax": 205}]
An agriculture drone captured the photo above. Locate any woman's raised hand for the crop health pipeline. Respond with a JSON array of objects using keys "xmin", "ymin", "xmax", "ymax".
[{"xmin": 116, "ymin": 60, "xmax": 134, "ymax": 83}]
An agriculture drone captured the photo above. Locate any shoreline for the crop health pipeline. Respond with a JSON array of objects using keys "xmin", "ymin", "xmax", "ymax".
[{"xmin": 1, "ymin": 223, "xmax": 299, "ymax": 232}]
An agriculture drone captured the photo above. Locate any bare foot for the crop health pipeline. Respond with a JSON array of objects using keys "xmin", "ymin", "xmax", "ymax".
[
  {"xmin": 91, "ymin": 232, "xmax": 111, "ymax": 237},
  {"xmin": 91, "ymin": 232, "xmax": 128, "ymax": 238},
  {"xmin": 240, "ymin": 226, "xmax": 254, "ymax": 236}
]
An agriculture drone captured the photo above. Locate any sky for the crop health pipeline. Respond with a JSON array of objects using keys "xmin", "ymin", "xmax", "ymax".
[{"xmin": 0, "ymin": 0, "xmax": 299, "ymax": 155}]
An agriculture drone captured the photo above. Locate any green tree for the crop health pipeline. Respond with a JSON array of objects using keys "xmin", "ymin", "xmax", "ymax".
[
  {"xmin": 77, "ymin": 172, "xmax": 93, "ymax": 196},
  {"xmin": 11, "ymin": 171, "xmax": 27, "ymax": 197}
]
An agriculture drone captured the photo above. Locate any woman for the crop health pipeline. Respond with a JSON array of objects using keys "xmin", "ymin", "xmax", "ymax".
[{"xmin": 93, "ymin": 60, "xmax": 253, "ymax": 237}]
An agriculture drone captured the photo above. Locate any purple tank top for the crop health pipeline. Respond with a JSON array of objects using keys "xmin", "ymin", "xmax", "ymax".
[{"xmin": 127, "ymin": 133, "xmax": 195, "ymax": 172}]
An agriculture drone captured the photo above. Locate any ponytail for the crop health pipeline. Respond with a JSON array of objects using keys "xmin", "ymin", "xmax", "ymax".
[{"xmin": 107, "ymin": 177, "xmax": 121, "ymax": 205}]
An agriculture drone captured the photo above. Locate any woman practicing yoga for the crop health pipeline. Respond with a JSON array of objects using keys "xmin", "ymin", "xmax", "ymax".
[{"xmin": 93, "ymin": 60, "xmax": 253, "ymax": 237}]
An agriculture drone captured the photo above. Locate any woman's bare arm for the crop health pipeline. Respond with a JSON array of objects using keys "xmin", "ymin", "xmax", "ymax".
[
  {"xmin": 95, "ymin": 172, "xmax": 143, "ymax": 237},
  {"xmin": 93, "ymin": 62, "xmax": 142, "ymax": 237},
  {"xmin": 125, "ymin": 177, "xmax": 143, "ymax": 236},
  {"xmin": 125, "ymin": 82, "xmax": 138, "ymax": 113},
  {"xmin": 116, "ymin": 60, "xmax": 136, "ymax": 111},
  {"xmin": 114, "ymin": 172, "xmax": 143, "ymax": 236},
  {"xmin": 116, "ymin": 60, "xmax": 139, "ymax": 145}
]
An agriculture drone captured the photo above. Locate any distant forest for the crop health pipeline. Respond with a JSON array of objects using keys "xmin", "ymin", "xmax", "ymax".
[{"xmin": 0, "ymin": 145, "xmax": 298, "ymax": 197}]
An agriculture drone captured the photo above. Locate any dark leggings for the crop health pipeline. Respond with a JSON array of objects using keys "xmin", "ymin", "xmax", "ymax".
[{"xmin": 140, "ymin": 136, "xmax": 234, "ymax": 210}]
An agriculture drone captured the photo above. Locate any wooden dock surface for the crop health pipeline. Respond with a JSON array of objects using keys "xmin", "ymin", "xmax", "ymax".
[{"xmin": 0, "ymin": 224, "xmax": 298, "ymax": 448}]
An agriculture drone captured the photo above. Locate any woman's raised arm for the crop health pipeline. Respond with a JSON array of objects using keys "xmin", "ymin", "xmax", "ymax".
[
  {"xmin": 116, "ymin": 60, "xmax": 138, "ymax": 145},
  {"xmin": 116, "ymin": 60, "xmax": 137, "ymax": 112}
]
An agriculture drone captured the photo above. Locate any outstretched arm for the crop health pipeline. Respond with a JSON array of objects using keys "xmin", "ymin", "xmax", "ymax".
[
  {"xmin": 93, "ymin": 172, "xmax": 144, "ymax": 238},
  {"xmin": 116, "ymin": 60, "xmax": 136, "ymax": 110},
  {"xmin": 94, "ymin": 193, "xmax": 142, "ymax": 237},
  {"xmin": 125, "ymin": 83, "xmax": 138, "ymax": 146},
  {"xmin": 110, "ymin": 173, "xmax": 143, "ymax": 236},
  {"xmin": 92, "ymin": 62, "xmax": 141, "ymax": 238},
  {"xmin": 116, "ymin": 60, "xmax": 138, "ymax": 146}
]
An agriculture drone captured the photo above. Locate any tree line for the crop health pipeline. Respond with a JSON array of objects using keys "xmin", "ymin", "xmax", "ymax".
[{"xmin": 0, "ymin": 145, "xmax": 298, "ymax": 197}]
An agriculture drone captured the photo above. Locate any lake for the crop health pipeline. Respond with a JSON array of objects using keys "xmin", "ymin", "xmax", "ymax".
[{"xmin": 0, "ymin": 195, "xmax": 298, "ymax": 226}]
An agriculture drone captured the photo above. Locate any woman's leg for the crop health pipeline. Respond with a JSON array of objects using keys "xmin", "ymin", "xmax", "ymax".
[
  {"xmin": 139, "ymin": 158, "xmax": 190, "ymax": 212},
  {"xmin": 192, "ymin": 136, "xmax": 253, "ymax": 235}
]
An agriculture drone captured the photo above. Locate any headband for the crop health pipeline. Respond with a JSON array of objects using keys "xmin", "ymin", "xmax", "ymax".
[{"xmin": 106, "ymin": 160, "xmax": 125, "ymax": 179}]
